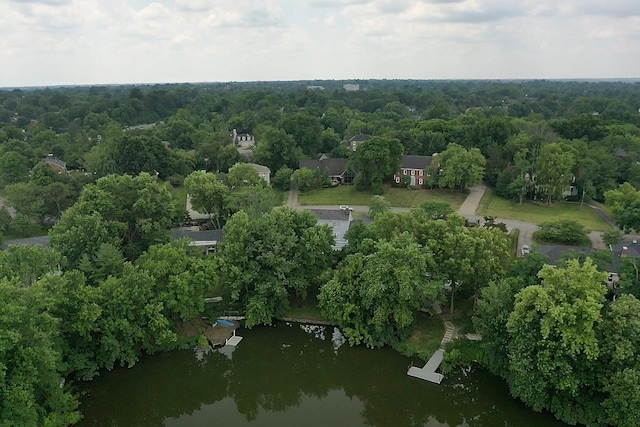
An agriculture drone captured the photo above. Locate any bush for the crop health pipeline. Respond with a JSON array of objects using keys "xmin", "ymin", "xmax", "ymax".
[
  {"xmin": 536, "ymin": 219, "xmax": 590, "ymax": 245},
  {"xmin": 273, "ymin": 167, "xmax": 294, "ymax": 191},
  {"xmin": 602, "ymin": 228, "xmax": 623, "ymax": 246},
  {"xmin": 168, "ymin": 174, "xmax": 184, "ymax": 187}
]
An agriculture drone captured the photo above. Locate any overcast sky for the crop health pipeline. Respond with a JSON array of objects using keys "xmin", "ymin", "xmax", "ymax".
[{"xmin": 1, "ymin": 0, "xmax": 639, "ymax": 87}]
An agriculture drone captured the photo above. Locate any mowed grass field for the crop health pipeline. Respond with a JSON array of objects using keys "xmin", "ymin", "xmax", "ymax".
[
  {"xmin": 476, "ymin": 188, "xmax": 611, "ymax": 231},
  {"xmin": 298, "ymin": 185, "xmax": 467, "ymax": 210}
]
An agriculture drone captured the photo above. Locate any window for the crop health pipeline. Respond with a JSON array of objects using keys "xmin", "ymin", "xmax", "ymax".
[
  {"xmin": 419, "ymin": 170, "xmax": 423, "ymax": 176},
  {"xmin": 411, "ymin": 169, "xmax": 415, "ymax": 176},
  {"xmin": 395, "ymin": 176, "xmax": 400, "ymax": 183},
  {"xmin": 419, "ymin": 178, "xmax": 423, "ymax": 185}
]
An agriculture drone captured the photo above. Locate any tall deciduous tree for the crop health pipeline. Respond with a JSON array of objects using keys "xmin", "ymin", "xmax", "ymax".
[
  {"xmin": 351, "ymin": 136, "xmax": 404, "ymax": 191},
  {"xmin": 50, "ymin": 172, "xmax": 175, "ymax": 262},
  {"xmin": 219, "ymin": 209, "xmax": 333, "ymax": 327},
  {"xmin": 0, "ymin": 278, "xmax": 81, "ymax": 426},
  {"xmin": 605, "ymin": 182, "xmax": 640, "ymax": 232},
  {"xmin": 535, "ymin": 142, "xmax": 577, "ymax": 204},
  {"xmin": 227, "ymin": 162, "xmax": 262, "ymax": 188},
  {"xmin": 184, "ymin": 170, "xmax": 229, "ymax": 230},
  {"xmin": 436, "ymin": 143, "xmax": 486, "ymax": 192},
  {"xmin": 506, "ymin": 259, "xmax": 607, "ymax": 424},
  {"xmin": 319, "ymin": 233, "xmax": 443, "ymax": 348}
]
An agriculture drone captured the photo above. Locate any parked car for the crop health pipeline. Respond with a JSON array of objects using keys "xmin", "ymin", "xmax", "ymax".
[{"xmin": 521, "ymin": 245, "xmax": 530, "ymax": 256}]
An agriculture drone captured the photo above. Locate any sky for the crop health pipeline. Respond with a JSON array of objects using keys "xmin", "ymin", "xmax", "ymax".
[{"xmin": 1, "ymin": 0, "xmax": 639, "ymax": 87}]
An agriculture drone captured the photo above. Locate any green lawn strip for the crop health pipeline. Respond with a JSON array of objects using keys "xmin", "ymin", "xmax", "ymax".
[
  {"xmin": 282, "ymin": 294, "xmax": 328, "ymax": 323},
  {"xmin": 166, "ymin": 183, "xmax": 188, "ymax": 212},
  {"xmin": 507, "ymin": 228, "xmax": 520, "ymax": 258},
  {"xmin": 298, "ymin": 185, "xmax": 466, "ymax": 210},
  {"xmin": 397, "ymin": 314, "xmax": 445, "ymax": 360},
  {"xmin": 3, "ymin": 224, "xmax": 50, "ymax": 240},
  {"xmin": 476, "ymin": 188, "xmax": 611, "ymax": 231}
]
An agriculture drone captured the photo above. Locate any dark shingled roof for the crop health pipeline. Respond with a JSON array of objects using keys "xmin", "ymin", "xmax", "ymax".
[
  {"xmin": 401, "ymin": 155, "xmax": 432, "ymax": 169},
  {"xmin": 349, "ymin": 134, "xmax": 372, "ymax": 143},
  {"xmin": 171, "ymin": 228, "xmax": 224, "ymax": 243},
  {"xmin": 300, "ymin": 158, "xmax": 349, "ymax": 177},
  {"xmin": 536, "ymin": 245, "xmax": 594, "ymax": 267}
]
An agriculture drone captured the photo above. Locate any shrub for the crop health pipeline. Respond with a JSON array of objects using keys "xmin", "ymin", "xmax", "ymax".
[{"xmin": 536, "ymin": 219, "xmax": 590, "ymax": 245}]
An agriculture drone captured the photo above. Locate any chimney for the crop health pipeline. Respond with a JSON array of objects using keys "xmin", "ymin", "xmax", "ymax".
[{"xmin": 622, "ymin": 246, "xmax": 628, "ymax": 257}]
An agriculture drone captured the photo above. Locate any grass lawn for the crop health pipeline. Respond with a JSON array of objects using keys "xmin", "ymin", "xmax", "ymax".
[
  {"xmin": 298, "ymin": 185, "xmax": 466, "ymax": 210},
  {"xmin": 476, "ymin": 188, "xmax": 611, "ymax": 231},
  {"xmin": 282, "ymin": 293, "xmax": 327, "ymax": 322},
  {"xmin": 3, "ymin": 224, "xmax": 50, "ymax": 240},
  {"xmin": 399, "ymin": 314, "xmax": 445, "ymax": 360},
  {"xmin": 166, "ymin": 183, "xmax": 188, "ymax": 212}
]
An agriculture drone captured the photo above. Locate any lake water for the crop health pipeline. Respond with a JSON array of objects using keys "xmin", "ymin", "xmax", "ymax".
[{"xmin": 77, "ymin": 322, "xmax": 566, "ymax": 427}]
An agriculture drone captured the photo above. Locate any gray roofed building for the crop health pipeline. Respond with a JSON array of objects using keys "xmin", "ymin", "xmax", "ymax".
[
  {"xmin": 172, "ymin": 227, "xmax": 224, "ymax": 253},
  {"xmin": 344, "ymin": 133, "xmax": 371, "ymax": 151},
  {"xmin": 41, "ymin": 155, "xmax": 67, "ymax": 174},
  {"xmin": 299, "ymin": 157, "xmax": 353, "ymax": 184},
  {"xmin": 536, "ymin": 245, "xmax": 595, "ymax": 267},
  {"xmin": 307, "ymin": 207, "xmax": 353, "ymax": 250},
  {"xmin": 402, "ymin": 155, "xmax": 433, "ymax": 169}
]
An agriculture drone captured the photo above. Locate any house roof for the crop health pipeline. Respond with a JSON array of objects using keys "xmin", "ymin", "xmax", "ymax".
[
  {"xmin": 247, "ymin": 163, "xmax": 270, "ymax": 174},
  {"xmin": 300, "ymin": 158, "xmax": 349, "ymax": 177},
  {"xmin": 171, "ymin": 228, "xmax": 224, "ymax": 243},
  {"xmin": 401, "ymin": 155, "xmax": 432, "ymax": 170},
  {"xmin": 349, "ymin": 134, "xmax": 372, "ymax": 143},
  {"xmin": 42, "ymin": 156, "xmax": 67, "ymax": 169},
  {"xmin": 307, "ymin": 209, "xmax": 351, "ymax": 222},
  {"xmin": 610, "ymin": 242, "xmax": 640, "ymax": 259},
  {"xmin": 536, "ymin": 245, "xmax": 594, "ymax": 267}
]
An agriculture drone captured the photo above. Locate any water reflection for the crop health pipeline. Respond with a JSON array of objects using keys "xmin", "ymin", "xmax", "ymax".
[{"xmin": 77, "ymin": 323, "xmax": 566, "ymax": 427}]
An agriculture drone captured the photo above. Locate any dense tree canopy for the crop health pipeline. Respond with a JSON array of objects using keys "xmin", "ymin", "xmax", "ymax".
[
  {"xmin": 319, "ymin": 233, "xmax": 443, "ymax": 348},
  {"xmin": 50, "ymin": 172, "xmax": 175, "ymax": 263},
  {"xmin": 219, "ymin": 209, "xmax": 333, "ymax": 327}
]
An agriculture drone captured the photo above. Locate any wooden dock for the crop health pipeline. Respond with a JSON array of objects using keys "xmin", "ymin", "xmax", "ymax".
[{"xmin": 407, "ymin": 349, "xmax": 445, "ymax": 384}]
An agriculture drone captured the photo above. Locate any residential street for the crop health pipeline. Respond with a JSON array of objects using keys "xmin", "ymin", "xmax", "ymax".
[{"xmin": 288, "ymin": 184, "xmax": 607, "ymax": 252}]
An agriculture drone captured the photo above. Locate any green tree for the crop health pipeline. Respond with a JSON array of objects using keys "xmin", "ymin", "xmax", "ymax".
[
  {"xmin": 94, "ymin": 264, "xmax": 176, "ymax": 369},
  {"xmin": 291, "ymin": 167, "xmax": 316, "ymax": 192},
  {"xmin": 535, "ymin": 142, "xmax": 577, "ymax": 204},
  {"xmin": 473, "ymin": 278, "xmax": 520, "ymax": 378},
  {"xmin": 226, "ymin": 185, "xmax": 278, "ymax": 219},
  {"xmin": 184, "ymin": 170, "xmax": 229, "ymax": 230},
  {"xmin": 0, "ymin": 278, "xmax": 81, "ymax": 426},
  {"xmin": 30, "ymin": 162, "xmax": 58, "ymax": 186},
  {"xmin": 0, "ymin": 151, "xmax": 30, "ymax": 185},
  {"xmin": 253, "ymin": 126, "xmax": 302, "ymax": 173},
  {"xmin": 436, "ymin": 143, "xmax": 486, "ymax": 192},
  {"xmin": 228, "ymin": 162, "xmax": 262, "ymax": 188},
  {"xmin": 219, "ymin": 209, "xmax": 333, "ymax": 327},
  {"xmin": 273, "ymin": 167, "xmax": 293, "ymax": 191},
  {"xmin": 164, "ymin": 118, "xmax": 195, "ymax": 150},
  {"xmin": 601, "ymin": 228, "xmax": 623, "ymax": 246},
  {"xmin": 50, "ymin": 172, "xmax": 174, "ymax": 262},
  {"xmin": 506, "ymin": 259, "xmax": 608, "ymax": 424},
  {"xmin": 368, "ymin": 195, "xmax": 390, "ymax": 219},
  {"xmin": 136, "ymin": 241, "xmax": 217, "ymax": 321},
  {"xmin": 536, "ymin": 219, "xmax": 590, "ymax": 245},
  {"xmin": 605, "ymin": 182, "xmax": 640, "ymax": 232},
  {"xmin": 418, "ymin": 200, "xmax": 453, "ymax": 219},
  {"xmin": 351, "ymin": 136, "xmax": 404, "ymax": 190},
  {"xmin": 319, "ymin": 233, "xmax": 443, "ymax": 348}
]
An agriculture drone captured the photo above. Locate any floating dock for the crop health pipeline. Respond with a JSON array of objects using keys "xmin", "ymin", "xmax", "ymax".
[{"xmin": 407, "ymin": 349, "xmax": 445, "ymax": 384}]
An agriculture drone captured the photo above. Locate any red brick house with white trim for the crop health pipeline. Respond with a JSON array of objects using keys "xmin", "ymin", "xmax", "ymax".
[{"xmin": 393, "ymin": 155, "xmax": 433, "ymax": 187}]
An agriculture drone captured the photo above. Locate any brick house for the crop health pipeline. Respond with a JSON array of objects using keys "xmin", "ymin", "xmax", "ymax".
[{"xmin": 393, "ymin": 155, "xmax": 433, "ymax": 187}]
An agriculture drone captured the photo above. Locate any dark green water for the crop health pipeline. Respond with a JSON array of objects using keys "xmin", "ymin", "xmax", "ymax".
[{"xmin": 77, "ymin": 323, "xmax": 566, "ymax": 427}]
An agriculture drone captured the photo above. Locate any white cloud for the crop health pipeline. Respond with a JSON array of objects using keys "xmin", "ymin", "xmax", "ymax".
[{"xmin": 0, "ymin": 0, "xmax": 638, "ymax": 86}]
